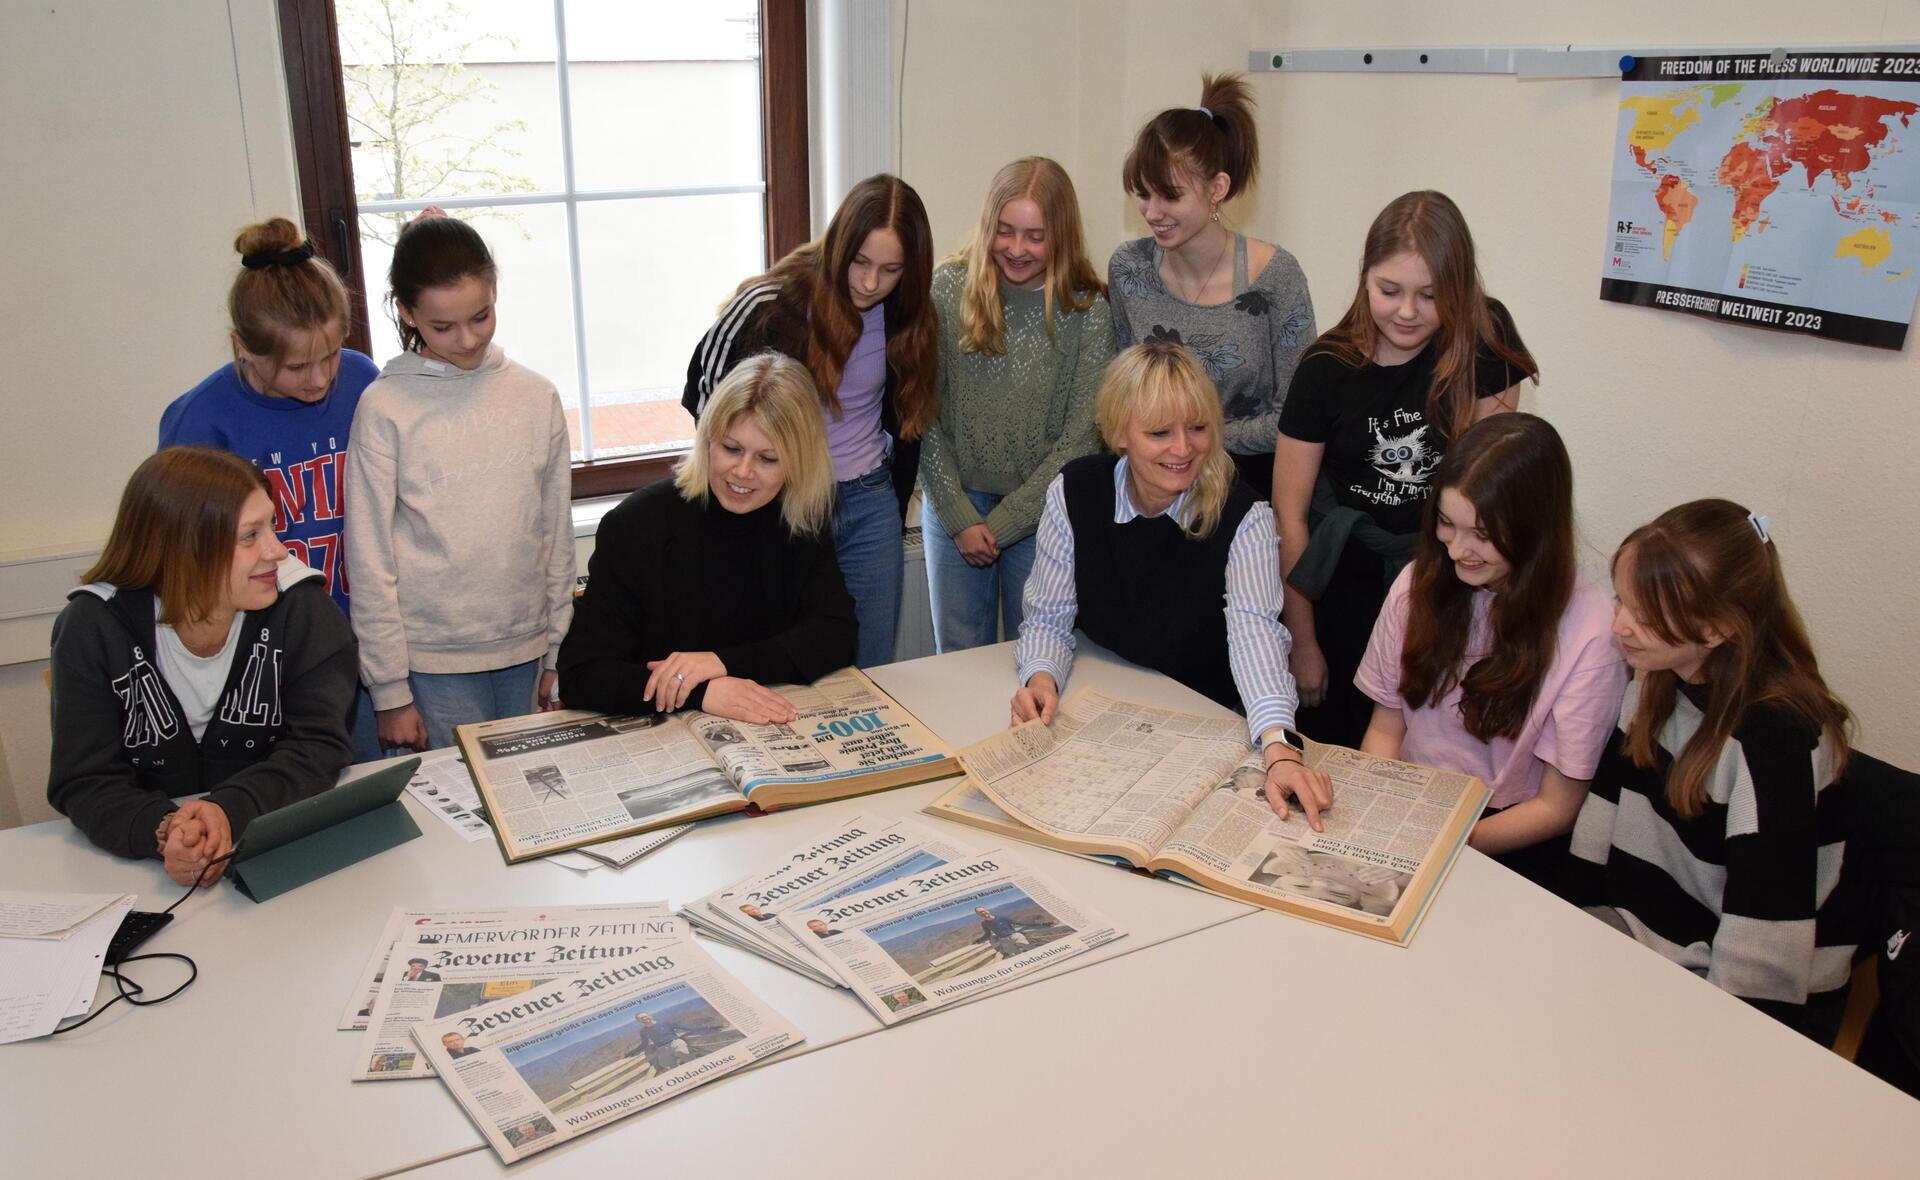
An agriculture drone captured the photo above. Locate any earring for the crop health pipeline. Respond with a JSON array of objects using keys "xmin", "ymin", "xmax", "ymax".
[{"xmin": 1209, "ymin": 204, "xmax": 1220, "ymax": 222}]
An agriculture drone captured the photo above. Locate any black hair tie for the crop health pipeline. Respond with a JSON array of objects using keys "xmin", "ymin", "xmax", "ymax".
[{"xmin": 241, "ymin": 241, "xmax": 316, "ymax": 270}]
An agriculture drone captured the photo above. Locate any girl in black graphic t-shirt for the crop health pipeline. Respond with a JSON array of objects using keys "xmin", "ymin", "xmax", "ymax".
[{"xmin": 1273, "ymin": 191, "xmax": 1537, "ymax": 747}]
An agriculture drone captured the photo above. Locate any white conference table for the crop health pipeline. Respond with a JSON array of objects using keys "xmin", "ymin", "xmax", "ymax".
[
  {"xmin": 7, "ymin": 641, "xmax": 1918, "ymax": 1177},
  {"xmin": 402, "ymin": 645, "xmax": 1920, "ymax": 1180},
  {"xmin": 0, "ymin": 641, "xmax": 1261, "ymax": 1180}
]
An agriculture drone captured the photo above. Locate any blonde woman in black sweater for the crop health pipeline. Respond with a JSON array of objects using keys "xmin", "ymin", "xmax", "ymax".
[{"xmin": 557, "ymin": 355, "xmax": 854, "ymax": 724}]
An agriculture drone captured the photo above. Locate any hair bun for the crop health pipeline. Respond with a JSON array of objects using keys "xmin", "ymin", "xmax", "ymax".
[{"xmin": 234, "ymin": 217, "xmax": 304, "ymax": 259}]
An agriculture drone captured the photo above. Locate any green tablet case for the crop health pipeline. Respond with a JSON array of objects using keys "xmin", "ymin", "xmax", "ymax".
[{"xmin": 227, "ymin": 757, "xmax": 424, "ymax": 903}]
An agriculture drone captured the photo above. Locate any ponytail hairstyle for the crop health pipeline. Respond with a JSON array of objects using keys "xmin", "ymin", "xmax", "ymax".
[
  {"xmin": 228, "ymin": 217, "xmax": 351, "ymax": 368},
  {"xmin": 753, "ymin": 175, "xmax": 938, "ymax": 439},
  {"xmin": 1122, "ymin": 72, "xmax": 1260, "ymax": 206},
  {"xmin": 387, "ymin": 214, "xmax": 498, "ymax": 354},
  {"xmin": 83, "ymin": 447, "xmax": 273, "ymax": 628},
  {"xmin": 1398, "ymin": 414, "xmax": 1575, "ymax": 741},
  {"xmin": 1614, "ymin": 500, "xmax": 1851, "ymax": 819},
  {"xmin": 1095, "ymin": 342, "xmax": 1236, "ymax": 540},
  {"xmin": 953, "ymin": 157, "xmax": 1105, "ymax": 356},
  {"xmin": 1308, "ymin": 191, "xmax": 1538, "ymax": 441}
]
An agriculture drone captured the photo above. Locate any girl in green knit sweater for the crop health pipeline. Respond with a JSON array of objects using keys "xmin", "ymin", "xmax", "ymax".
[{"xmin": 920, "ymin": 157, "xmax": 1114, "ymax": 652}]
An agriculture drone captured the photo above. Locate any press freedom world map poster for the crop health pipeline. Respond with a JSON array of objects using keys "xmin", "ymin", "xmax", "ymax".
[{"xmin": 1601, "ymin": 52, "xmax": 1920, "ymax": 349}]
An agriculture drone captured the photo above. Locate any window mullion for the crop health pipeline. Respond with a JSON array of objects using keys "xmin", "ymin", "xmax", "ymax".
[{"xmin": 552, "ymin": 0, "xmax": 594, "ymax": 461}]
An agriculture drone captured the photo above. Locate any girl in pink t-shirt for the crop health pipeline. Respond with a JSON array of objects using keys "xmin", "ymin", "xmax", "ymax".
[{"xmin": 1356, "ymin": 413, "xmax": 1626, "ymax": 885}]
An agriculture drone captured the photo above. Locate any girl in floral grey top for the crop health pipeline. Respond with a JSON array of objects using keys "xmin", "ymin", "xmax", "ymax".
[{"xmin": 1109, "ymin": 71, "xmax": 1315, "ymax": 496}]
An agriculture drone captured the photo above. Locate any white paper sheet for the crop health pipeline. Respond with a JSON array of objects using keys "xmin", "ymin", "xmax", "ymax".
[
  {"xmin": 0, "ymin": 896, "xmax": 135, "ymax": 1042},
  {"xmin": 0, "ymin": 891, "xmax": 126, "ymax": 939},
  {"xmin": 403, "ymin": 752, "xmax": 494, "ymax": 843}
]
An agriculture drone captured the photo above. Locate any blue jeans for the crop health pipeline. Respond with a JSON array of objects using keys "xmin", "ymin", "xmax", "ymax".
[
  {"xmin": 833, "ymin": 463, "xmax": 903, "ymax": 668},
  {"xmin": 403, "ymin": 658, "xmax": 541, "ymax": 752},
  {"xmin": 922, "ymin": 489, "xmax": 1037, "ymax": 653},
  {"xmin": 348, "ymin": 684, "xmax": 382, "ymax": 764}
]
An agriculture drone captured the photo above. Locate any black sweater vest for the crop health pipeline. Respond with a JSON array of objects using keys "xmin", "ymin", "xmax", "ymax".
[{"xmin": 1060, "ymin": 455, "xmax": 1258, "ymax": 714}]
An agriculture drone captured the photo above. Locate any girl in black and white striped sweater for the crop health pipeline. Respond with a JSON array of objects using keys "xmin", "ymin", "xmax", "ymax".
[{"xmin": 1567, "ymin": 499, "xmax": 1855, "ymax": 1041}]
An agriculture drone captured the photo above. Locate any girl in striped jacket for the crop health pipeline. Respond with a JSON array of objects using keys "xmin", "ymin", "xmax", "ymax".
[{"xmin": 1568, "ymin": 499, "xmax": 1855, "ymax": 1040}]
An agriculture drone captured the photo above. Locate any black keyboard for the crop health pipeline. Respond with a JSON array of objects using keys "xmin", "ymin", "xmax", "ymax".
[{"xmin": 105, "ymin": 910, "xmax": 174, "ymax": 966}]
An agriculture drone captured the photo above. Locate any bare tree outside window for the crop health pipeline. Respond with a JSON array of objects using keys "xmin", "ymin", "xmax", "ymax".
[{"xmin": 341, "ymin": 0, "xmax": 537, "ymax": 244}]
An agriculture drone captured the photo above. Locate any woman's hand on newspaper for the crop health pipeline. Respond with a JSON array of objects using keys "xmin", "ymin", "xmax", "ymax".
[
  {"xmin": 377, "ymin": 704, "xmax": 429, "ymax": 751},
  {"xmin": 700, "ymin": 677, "xmax": 798, "ymax": 724},
  {"xmin": 644, "ymin": 651, "xmax": 726, "ymax": 711},
  {"xmin": 1262, "ymin": 743, "xmax": 1333, "ymax": 833},
  {"xmin": 1009, "ymin": 672, "xmax": 1060, "ymax": 727}
]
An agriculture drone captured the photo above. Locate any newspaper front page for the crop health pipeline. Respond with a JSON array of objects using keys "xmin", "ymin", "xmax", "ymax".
[
  {"xmin": 341, "ymin": 907, "xmax": 523, "ymax": 1031},
  {"xmin": 960, "ymin": 691, "xmax": 1250, "ymax": 856},
  {"xmin": 357, "ymin": 911, "xmax": 683, "ymax": 1080},
  {"xmin": 1158, "ymin": 746, "xmax": 1481, "ymax": 922},
  {"xmin": 412, "ymin": 942, "xmax": 803, "ymax": 1164},
  {"xmin": 705, "ymin": 817, "xmax": 988, "ymax": 982},
  {"xmin": 777, "ymin": 849, "xmax": 1125, "ymax": 1025},
  {"xmin": 682, "ymin": 814, "xmax": 896, "ymax": 982}
]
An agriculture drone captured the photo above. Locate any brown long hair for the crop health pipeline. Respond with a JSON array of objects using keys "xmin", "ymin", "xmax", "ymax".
[
  {"xmin": 749, "ymin": 175, "xmax": 938, "ymax": 439},
  {"xmin": 1398, "ymin": 414, "xmax": 1575, "ymax": 740},
  {"xmin": 83, "ymin": 447, "xmax": 272, "ymax": 627},
  {"xmin": 1309, "ymin": 191, "xmax": 1537, "ymax": 441},
  {"xmin": 229, "ymin": 218, "xmax": 350, "ymax": 364},
  {"xmin": 1123, "ymin": 73, "xmax": 1259, "ymax": 203},
  {"xmin": 951, "ymin": 157, "xmax": 1104, "ymax": 355},
  {"xmin": 1615, "ymin": 500, "xmax": 1851, "ymax": 818}
]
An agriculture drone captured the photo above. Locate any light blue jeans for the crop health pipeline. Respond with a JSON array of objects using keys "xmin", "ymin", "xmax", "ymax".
[
  {"xmin": 402, "ymin": 658, "xmax": 541, "ymax": 752},
  {"xmin": 833, "ymin": 463, "xmax": 904, "ymax": 668},
  {"xmin": 922, "ymin": 489, "xmax": 1037, "ymax": 653}
]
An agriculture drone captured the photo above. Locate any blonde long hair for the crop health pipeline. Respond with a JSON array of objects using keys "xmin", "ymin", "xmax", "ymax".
[
  {"xmin": 675, "ymin": 354, "xmax": 835, "ymax": 537},
  {"xmin": 1095, "ymin": 342, "xmax": 1235, "ymax": 539},
  {"xmin": 950, "ymin": 157, "xmax": 1104, "ymax": 355}
]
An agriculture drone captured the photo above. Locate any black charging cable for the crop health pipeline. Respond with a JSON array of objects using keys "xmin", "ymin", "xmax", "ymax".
[{"xmin": 48, "ymin": 850, "xmax": 235, "ymax": 1035}]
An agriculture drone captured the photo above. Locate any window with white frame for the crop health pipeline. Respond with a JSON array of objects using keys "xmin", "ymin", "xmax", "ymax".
[{"xmin": 329, "ymin": 0, "xmax": 781, "ymax": 466}]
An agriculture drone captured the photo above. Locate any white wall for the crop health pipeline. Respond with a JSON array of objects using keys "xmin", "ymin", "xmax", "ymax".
[
  {"xmin": 898, "ymin": 0, "xmax": 1920, "ymax": 762},
  {"xmin": 0, "ymin": 0, "xmax": 301, "ymax": 826}
]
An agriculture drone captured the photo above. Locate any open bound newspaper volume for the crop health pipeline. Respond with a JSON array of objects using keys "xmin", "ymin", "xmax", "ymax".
[
  {"xmin": 923, "ymin": 690, "xmax": 1491, "ymax": 947},
  {"xmin": 411, "ymin": 940, "xmax": 803, "ymax": 1164},
  {"xmin": 455, "ymin": 667, "xmax": 958, "ymax": 864},
  {"xmin": 775, "ymin": 847, "xmax": 1125, "ymax": 1025}
]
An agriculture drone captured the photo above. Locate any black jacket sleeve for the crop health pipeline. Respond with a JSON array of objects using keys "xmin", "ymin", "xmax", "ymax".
[
  {"xmin": 46, "ymin": 598, "xmax": 176, "ymax": 859},
  {"xmin": 202, "ymin": 583, "xmax": 358, "ymax": 836},
  {"xmin": 713, "ymin": 531, "xmax": 858, "ymax": 687},
  {"xmin": 556, "ymin": 497, "xmax": 661, "ymax": 716}
]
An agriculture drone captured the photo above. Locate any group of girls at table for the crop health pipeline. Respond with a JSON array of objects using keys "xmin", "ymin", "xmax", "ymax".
[{"xmin": 47, "ymin": 72, "xmax": 1855, "ymax": 1040}]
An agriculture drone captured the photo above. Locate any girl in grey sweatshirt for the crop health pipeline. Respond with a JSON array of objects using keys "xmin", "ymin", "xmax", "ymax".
[{"xmin": 344, "ymin": 215, "xmax": 574, "ymax": 752}]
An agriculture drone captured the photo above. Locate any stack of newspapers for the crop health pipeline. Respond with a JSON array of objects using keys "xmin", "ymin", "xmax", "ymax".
[
  {"xmin": 338, "ymin": 902, "xmax": 804, "ymax": 1164},
  {"xmin": 684, "ymin": 815, "xmax": 1126, "ymax": 1025}
]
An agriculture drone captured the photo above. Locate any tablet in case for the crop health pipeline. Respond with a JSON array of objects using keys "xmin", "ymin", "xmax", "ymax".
[{"xmin": 226, "ymin": 756, "xmax": 423, "ymax": 903}]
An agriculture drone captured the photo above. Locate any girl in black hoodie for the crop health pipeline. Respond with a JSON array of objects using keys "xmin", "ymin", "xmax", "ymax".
[{"xmin": 48, "ymin": 447, "xmax": 357, "ymax": 883}]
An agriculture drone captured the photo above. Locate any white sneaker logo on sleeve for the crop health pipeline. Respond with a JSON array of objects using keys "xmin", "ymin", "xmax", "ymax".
[{"xmin": 1890, "ymin": 929, "xmax": 1910, "ymax": 961}]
